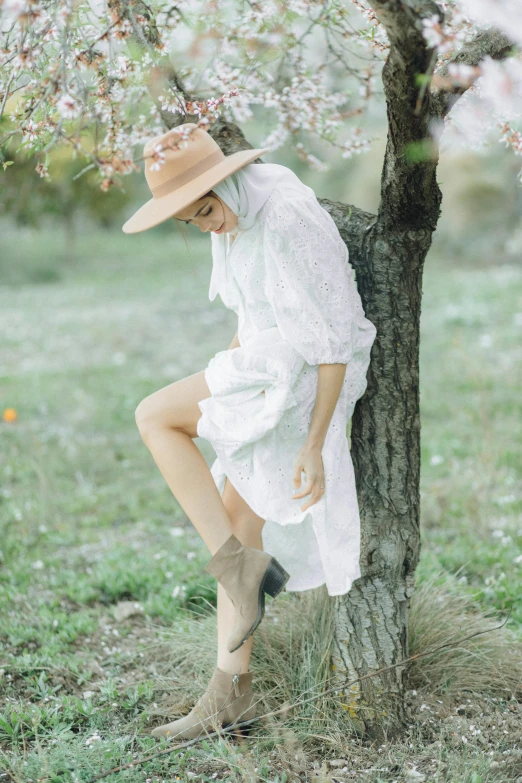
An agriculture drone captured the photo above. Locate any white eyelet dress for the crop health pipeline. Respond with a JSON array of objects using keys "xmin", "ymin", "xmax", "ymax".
[{"xmin": 196, "ymin": 172, "xmax": 377, "ymax": 596}]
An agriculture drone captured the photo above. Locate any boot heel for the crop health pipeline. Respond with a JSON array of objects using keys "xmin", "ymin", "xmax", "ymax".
[
  {"xmin": 236, "ymin": 720, "xmax": 254, "ymax": 737},
  {"xmin": 262, "ymin": 558, "xmax": 290, "ymax": 599},
  {"xmin": 223, "ymin": 719, "xmax": 253, "ymax": 738}
]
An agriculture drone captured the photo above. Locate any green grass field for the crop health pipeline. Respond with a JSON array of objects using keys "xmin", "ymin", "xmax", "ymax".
[{"xmin": 1, "ymin": 222, "xmax": 521, "ymax": 782}]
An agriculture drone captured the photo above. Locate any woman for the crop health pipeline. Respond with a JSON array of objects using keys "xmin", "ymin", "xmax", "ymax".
[{"xmin": 122, "ymin": 122, "xmax": 377, "ymax": 741}]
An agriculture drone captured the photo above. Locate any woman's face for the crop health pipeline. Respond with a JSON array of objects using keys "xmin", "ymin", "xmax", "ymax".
[{"xmin": 173, "ymin": 192, "xmax": 238, "ymax": 234}]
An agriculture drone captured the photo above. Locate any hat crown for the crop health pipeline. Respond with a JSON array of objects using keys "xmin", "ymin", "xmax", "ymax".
[{"xmin": 143, "ymin": 123, "xmax": 225, "ymax": 199}]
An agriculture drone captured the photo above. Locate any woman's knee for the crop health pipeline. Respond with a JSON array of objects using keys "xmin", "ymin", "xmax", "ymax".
[
  {"xmin": 135, "ymin": 396, "xmax": 166, "ymax": 442},
  {"xmin": 134, "ymin": 392, "xmax": 178, "ymax": 442},
  {"xmin": 134, "ymin": 371, "xmax": 209, "ymax": 441}
]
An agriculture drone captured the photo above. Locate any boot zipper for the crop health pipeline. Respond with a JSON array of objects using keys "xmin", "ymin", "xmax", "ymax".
[{"xmin": 232, "ymin": 673, "xmax": 240, "ymax": 698}]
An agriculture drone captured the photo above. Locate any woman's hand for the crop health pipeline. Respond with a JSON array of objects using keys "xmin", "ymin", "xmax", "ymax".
[{"xmin": 292, "ymin": 444, "xmax": 325, "ymax": 512}]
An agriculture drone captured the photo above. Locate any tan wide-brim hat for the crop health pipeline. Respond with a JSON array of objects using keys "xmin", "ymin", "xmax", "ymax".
[{"xmin": 122, "ymin": 122, "xmax": 270, "ymax": 233}]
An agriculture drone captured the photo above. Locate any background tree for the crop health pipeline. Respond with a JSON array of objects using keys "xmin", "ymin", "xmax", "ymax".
[
  {"xmin": 0, "ymin": 140, "xmax": 138, "ymax": 260},
  {"xmin": 1, "ymin": 0, "xmax": 519, "ymax": 739}
]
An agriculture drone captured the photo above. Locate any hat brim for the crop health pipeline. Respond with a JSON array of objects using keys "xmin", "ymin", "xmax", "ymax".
[{"xmin": 121, "ymin": 147, "xmax": 271, "ymax": 234}]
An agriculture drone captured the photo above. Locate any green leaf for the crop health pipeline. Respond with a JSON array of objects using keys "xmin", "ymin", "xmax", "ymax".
[
  {"xmin": 403, "ymin": 139, "xmax": 436, "ymax": 163},
  {"xmin": 415, "ymin": 73, "xmax": 432, "ymax": 87}
]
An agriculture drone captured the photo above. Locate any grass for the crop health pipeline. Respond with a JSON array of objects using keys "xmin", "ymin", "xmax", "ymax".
[{"xmin": 0, "ymin": 219, "xmax": 521, "ymax": 782}]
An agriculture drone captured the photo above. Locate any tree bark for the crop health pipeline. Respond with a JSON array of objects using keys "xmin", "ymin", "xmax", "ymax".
[{"xmin": 320, "ymin": 202, "xmax": 429, "ymax": 737}]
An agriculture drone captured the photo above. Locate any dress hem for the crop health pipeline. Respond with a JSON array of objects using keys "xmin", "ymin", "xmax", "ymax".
[{"xmin": 284, "ymin": 574, "xmax": 361, "ymax": 596}]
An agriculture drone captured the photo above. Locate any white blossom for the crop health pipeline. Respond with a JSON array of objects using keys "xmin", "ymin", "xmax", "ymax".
[
  {"xmin": 2, "ymin": 0, "xmax": 30, "ymax": 18},
  {"xmin": 56, "ymin": 93, "xmax": 81, "ymax": 119},
  {"xmin": 460, "ymin": 0, "xmax": 522, "ymax": 46}
]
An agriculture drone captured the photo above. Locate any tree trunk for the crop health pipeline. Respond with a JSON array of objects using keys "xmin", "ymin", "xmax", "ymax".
[
  {"xmin": 319, "ymin": 203, "xmax": 434, "ymax": 738},
  {"xmin": 63, "ymin": 209, "xmax": 77, "ymax": 263}
]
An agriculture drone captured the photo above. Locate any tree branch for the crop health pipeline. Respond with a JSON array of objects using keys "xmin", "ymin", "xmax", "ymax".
[
  {"xmin": 431, "ymin": 28, "xmax": 516, "ymax": 117},
  {"xmin": 366, "ymin": 0, "xmax": 442, "ymax": 45},
  {"xmin": 144, "ymin": 59, "xmax": 259, "ymax": 156},
  {"xmin": 366, "ymin": 0, "xmax": 444, "ymax": 229}
]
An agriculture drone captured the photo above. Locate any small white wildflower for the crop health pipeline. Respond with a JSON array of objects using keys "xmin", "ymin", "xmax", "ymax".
[{"xmin": 85, "ymin": 731, "xmax": 102, "ymax": 746}]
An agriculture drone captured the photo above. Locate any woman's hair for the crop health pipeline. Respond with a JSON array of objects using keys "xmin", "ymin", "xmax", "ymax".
[
  {"xmin": 171, "ymin": 190, "xmax": 214, "ymax": 224},
  {"xmin": 171, "ymin": 189, "xmax": 217, "ymax": 269}
]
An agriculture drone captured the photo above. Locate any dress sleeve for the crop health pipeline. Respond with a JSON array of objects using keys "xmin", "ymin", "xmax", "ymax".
[{"xmin": 262, "ymin": 189, "xmax": 364, "ymax": 366}]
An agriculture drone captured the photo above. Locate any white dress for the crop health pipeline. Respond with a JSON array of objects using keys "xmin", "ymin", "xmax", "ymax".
[{"xmin": 196, "ymin": 171, "xmax": 377, "ymax": 596}]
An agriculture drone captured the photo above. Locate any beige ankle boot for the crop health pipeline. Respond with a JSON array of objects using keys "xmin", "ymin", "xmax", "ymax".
[
  {"xmin": 150, "ymin": 666, "xmax": 256, "ymax": 740},
  {"xmin": 204, "ymin": 533, "xmax": 290, "ymax": 653}
]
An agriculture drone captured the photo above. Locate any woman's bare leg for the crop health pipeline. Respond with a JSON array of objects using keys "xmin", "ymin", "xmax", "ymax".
[
  {"xmin": 135, "ymin": 369, "xmax": 267, "ymax": 674},
  {"xmin": 218, "ymin": 477, "xmax": 266, "ymax": 674},
  {"xmin": 135, "ymin": 370, "xmax": 234, "ymax": 556}
]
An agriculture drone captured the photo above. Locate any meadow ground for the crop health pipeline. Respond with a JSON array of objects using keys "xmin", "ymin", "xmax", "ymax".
[{"xmin": 1, "ymin": 222, "xmax": 521, "ymax": 782}]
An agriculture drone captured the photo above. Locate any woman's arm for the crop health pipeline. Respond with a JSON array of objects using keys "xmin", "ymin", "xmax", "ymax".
[
  {"xmin": 292, "ymin": 362, "xmax": 347, "ymax": 511},
  {"xmin": 306, "ymin": 363, "xmax": 347, "ymax": 448}
]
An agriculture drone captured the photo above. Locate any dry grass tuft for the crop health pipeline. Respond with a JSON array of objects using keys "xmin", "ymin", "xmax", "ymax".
[
  {"xmin": 407, "ymin": 570, "xmax": 522, "ymax": 698},
  {"xmin": 144, "ymin": 570, "xmax": 522, "ymax": 749}
]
